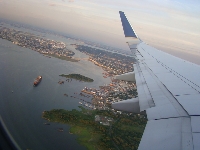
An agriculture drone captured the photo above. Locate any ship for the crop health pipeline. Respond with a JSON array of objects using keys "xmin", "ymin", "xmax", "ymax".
[{"xmin": 33, "ymin": 76, "xmax": 42, "ymax": 86}]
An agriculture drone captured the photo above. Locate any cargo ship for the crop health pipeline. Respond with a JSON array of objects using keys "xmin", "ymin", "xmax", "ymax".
[{"xmin": 33, "ymin": 76, "xmax": 42, "ymax": 86}]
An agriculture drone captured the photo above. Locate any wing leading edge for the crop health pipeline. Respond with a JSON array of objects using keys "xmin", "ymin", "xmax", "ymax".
[{"xmin": 112, "ymin": 11, "xmax": 200, "ymax": 150}]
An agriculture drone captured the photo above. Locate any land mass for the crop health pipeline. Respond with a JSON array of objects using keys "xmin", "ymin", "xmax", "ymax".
[
  {"xmin": 60, "ymin": 74, "xmax": 94, "ymax": 82},
  {"xmin": 0, "ymin": 26, "xmax": 79, "ymax": 62},
  {"xmin": 42, "ymin": 106, "xmax": 146, "ymax": 150}
]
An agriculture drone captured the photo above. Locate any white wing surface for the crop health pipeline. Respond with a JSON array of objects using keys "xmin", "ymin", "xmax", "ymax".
[{"xmin": 112, "ymin": 11, "xmax": 200, "ymax": 150}]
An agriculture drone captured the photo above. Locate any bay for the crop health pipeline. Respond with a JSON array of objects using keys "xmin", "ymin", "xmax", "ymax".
[{"xmin": 0, "ymin": 34, "xmax": 110, "ymax": 149}]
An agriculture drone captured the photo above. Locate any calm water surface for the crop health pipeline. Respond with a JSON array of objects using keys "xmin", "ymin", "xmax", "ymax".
[{"xmin": 0, "ymin": 35, "xmax": 110, "ymax": 150}]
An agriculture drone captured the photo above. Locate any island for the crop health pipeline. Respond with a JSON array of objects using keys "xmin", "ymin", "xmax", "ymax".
[
  {"xmin": 42, "ymin": 106, "xmax": 147, "ymax": 150},
  {"xmin": 43, "ymin": 53, "xmax": 79, "ymax": 62},
  {"xmin": 59, "ymin": 74, "xmax": 94, "ymax": 82}
]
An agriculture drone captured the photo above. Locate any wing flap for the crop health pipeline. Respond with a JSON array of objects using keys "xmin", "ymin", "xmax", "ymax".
[
  {"xmin": 191, "ymin": 116, "xmax": 200, "ymax": 133},
  {"xmin": 179, "ymin": 98, "xmax": 200, "ymax": 115},
  {"xmin": 193, "ymin": 133, "xmax": 200, "ymax": 150},
  {"xmin": 134, "ymin": 63, "xmax": 155, "ymax": 111},
  {"xmin": 138, "ymin": 117, "xmax": 193, "ymax": 150}
]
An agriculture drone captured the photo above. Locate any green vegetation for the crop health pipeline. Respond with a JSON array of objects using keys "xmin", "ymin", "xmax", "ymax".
[
  {"xmin": 42, "ymin": 53, "xmax": 79, "ymax": 62},
  {"xmin": 42, "ymin": 107, "xmax": 147, "ymax": 150},
  {"xmin": 59, "ymin": 74, "xmax": 94, "ymax": 82}
]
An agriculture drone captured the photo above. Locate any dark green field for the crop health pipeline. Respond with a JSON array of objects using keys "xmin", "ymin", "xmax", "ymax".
[
  {"xmin": 42, "ymin": 53, "xmax": 79, "ymax": 62},
  {"xmin": 42, "ymin": 107, "xmax": 147, "ymax": 150},
  {"xmin": 59, "ymin": 74, "xmax": 94, "ymax": 82}
]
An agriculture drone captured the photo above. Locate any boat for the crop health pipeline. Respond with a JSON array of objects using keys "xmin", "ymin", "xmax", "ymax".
[
  {"xmin": 33, "ymin": 76, "xmax": 42, "ymax": 86},
  {"xmin": 58, "ymin": 128, "xmax": 64, "ymax": 132}
]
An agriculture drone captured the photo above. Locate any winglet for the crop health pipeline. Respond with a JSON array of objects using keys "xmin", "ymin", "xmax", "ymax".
[
  {"xmin": 119, "ymin": 11, "xmax": 138, "ymax": 38},
  {"xmin": 119, "ymin": 11, "xmax": 141, "ymax": 53}
]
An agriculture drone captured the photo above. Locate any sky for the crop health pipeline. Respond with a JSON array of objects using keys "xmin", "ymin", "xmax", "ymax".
[{"xmin": 0, "ymin": 0, "xmax": 200, "ymax": 64}]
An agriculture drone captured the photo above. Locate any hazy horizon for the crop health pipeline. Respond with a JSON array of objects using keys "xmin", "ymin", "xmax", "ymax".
[{"xmin": 0, "ymin": 0, "xmax": 200, "ymax": 64}]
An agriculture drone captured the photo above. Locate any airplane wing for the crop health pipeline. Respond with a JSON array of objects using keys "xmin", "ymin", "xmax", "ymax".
[{"xmin": 112, "ymin": 11, "xmax": 200, "ymax": 150}]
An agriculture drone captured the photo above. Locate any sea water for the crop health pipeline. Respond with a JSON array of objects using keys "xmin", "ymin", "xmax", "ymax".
[{"xmin": 0, "ymin": 33, "xmax": 110, "ymax": 149}]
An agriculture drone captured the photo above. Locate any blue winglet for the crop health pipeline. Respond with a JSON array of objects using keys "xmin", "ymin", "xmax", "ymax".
[{"xmin": 119, "ymin": 11, "xmax": 137, "ymax": 38}]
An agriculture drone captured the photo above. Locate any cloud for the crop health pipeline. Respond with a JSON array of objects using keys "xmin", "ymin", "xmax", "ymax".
[{"xmin": 49, "ymin": 3, "xmax": 56, "ymax": 6}]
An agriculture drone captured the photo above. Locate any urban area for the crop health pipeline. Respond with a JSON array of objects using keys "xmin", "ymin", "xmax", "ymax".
[{"xmin": 0, "ymin": 26, "xmax": 76, "ymax": 61}]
